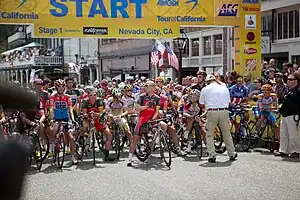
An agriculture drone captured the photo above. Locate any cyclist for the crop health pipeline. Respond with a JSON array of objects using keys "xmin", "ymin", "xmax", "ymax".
[
  {"xmin": 106, "ymin": 89, "xmax": 132, "ymax": 151},
  {"xmin": 254, "ymin": 84, "xmax": 280, "ymax": 140},
  {"xmin": 81, "ymin": 87, "xmax": 115, "ymax": 161},
  {"xmin": 49, "ymin": 79, "xmax": 78, "ymax": 165},
  {"xmin": 182, "ymin": 89, "xmax": 206, "ymax": 153},
  {"xmin": 122, "ymin": 85, "xmax": 136, "ymax": 115},
  {"xmin": 129, "ymin": 80, "xmax": 160, "ymax": 167}
]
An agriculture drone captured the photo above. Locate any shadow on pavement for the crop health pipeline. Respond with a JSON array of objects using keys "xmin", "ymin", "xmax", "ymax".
[
  {"xmin": 131, "ymin": 157, "xmax": 171, "ymax": 171},
  {"xmin": 199, "ymin": 160, "xmax": 233, "ymax": 168},
  {"xmin": 281, "ymin": 157, "xmax": 300, "ymax": 162},
  {"xmin": 182, "ymin": 152, "xmax": 208, "ymax": 162}
]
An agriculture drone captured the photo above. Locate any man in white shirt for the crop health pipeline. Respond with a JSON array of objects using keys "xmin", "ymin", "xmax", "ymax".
[{"xmin": 200, "ymin": 75, "xmax": 237, "ymax": 163}]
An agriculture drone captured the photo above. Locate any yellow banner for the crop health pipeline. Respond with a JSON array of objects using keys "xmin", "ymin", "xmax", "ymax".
[
  {"xmin": 235, "ymin": 0, "xmax": 261, "ymax": 77},
  {"xmin": 33, "ymin": 23, "xmax": 180, "ymax": 38}
]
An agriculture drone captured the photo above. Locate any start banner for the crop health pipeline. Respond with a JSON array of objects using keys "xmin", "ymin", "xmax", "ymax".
[{"xmin": 0, "ymin": 0, "xmax": 243, "ymax": 38}]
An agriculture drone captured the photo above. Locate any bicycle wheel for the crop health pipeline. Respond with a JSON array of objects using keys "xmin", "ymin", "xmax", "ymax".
[
  {"xmin": 91, "ymin": 129, "xmax": 96, "ymax": 165},
  {"xmin": 194, "ymin": 127, "xmax": 203, "ymax": 159},
  {"xmin": 32, "ymin": 135, "xmax": 43, "ymax": 171},
  {"xmin": 75, "ymin": 133, "xmax": 85, "ymax": 161},
  {"xmin": 56, "ymin": 133, "xmax": 66, "ymax": 169},
  {"xmin": 238, "ymin": 122, "xmax": 251, "ymax": 152},
  {"xmin": 40, "ymin": 133, "xmax": 50, "ymax": 161},
  {"xmin": 114, "ymin": 129, "xmax": 121, "ymax": 160},
  {"xmin": 159, "ymin": 131, "xmax": 172, "ymax": 167},
  {"xmin": 135, "ymin": 135, "xmax": 150, "ymax": 162},
  {"xmin": 96, "ymin": 131, "xmax": 105, "ymax": 153},
  {"xmin": 214, "ymin": 125, "xmax": 223, "ymax": 149}
]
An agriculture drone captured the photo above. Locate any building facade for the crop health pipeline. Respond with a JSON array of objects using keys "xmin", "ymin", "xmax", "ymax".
[
  {"xmin": 0, "ymin": 25, "xmax": 63, "ymax": 86},
  {"xmin": 261, "ymin": 0, "xmax": 300, "ymax": 68}
]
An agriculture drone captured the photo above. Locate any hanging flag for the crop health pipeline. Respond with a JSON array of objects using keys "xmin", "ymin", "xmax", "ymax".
[
  {"xmin": 164, "ymin": 43, "xmax": 179, "ymax": 71},
  {"xmin": 156, "ymin": 40, "xmax": 167, "ymax": 67},
  {"xmin": 151, "ymin": 44, "xmax": 159, "ymax": 66}
]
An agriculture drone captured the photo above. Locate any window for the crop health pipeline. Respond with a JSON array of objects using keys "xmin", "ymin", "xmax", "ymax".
[
  {"xmin": 283, "ymin": 12, "xmax": 288, "ymax": 39},
  {"xmin": 289, "ymin": 11, "xmax": 294, "ymax": 38},
  {"xmin": 276, "ymin": 10, "xmax": 300, "ymax": 40},
  {"xmin": 214, "ymin": 35, "xmax": 222, "ymax": 55},
  {"xmin": 191, "ymin": 38, "xmax": 199, "ymax": 56},
  {"xmin": 296, "ymin": 10, "xmax": 299, "ymax": 38},
  {"xmin": 277, "ymin": 13, "xmax": 282, "ymax": 39},
  {"xmin": 183, "ymin": 40, "xmax": 189, "ymax": 57},
  {"xmin": 203, "ymin": 36, "xmax": 211, "ymax": 55}
]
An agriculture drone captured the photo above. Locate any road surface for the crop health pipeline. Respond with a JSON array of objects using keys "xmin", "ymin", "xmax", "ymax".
[{"xmin": 21, "ymin": 149, "xmax": 300, "ymax": 200}]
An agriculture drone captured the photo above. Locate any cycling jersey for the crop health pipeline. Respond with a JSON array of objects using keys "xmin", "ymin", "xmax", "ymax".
[
  {"xmin": 65, "ymin": 88, "xmax": 81, "ymax": 108},
  {"xmin": 50, "ymin": 94, "xmax": 72, "ymax": 121},
  {"xmin": 184, "ymin": 102, "xmax": 202, "ymax": 116},
  {"xmin": 106, "ymin": 97, "xmax": 125, "ymax": 115},
  {"xmin": 82, "ymin": 98, "xmax": 106, "ymax": 131},
  {"xmin": 122, "ymin": 96, "xmax": 135, "ymax": 109},
  {"xmin": 137, "ymin": 94, "xmax": 160, "ymax": 120},
  {"xmin": 82, "ymin": 98, "xmax": 105, "ymax": 113},
  {"xmin": 258, "ymin": 93, "xmax": 277, "ymax": 110},
  {"xmin": 229, "ymin": 84, "xmax": 249, "ymax": 104},
  {"xmin": 159, "ymin": 94, "xmax": 169, "ymax": 111},
  {"xmin": 37, "ymin": 90, "xmax": 50, "ymax": 114}
]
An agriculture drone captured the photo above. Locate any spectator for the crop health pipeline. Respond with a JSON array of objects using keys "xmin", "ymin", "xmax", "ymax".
[
  {"xmin": 274, "ymin": 72, "xmax": 288, "ymax": 104},
  {"xmin": 244, "ymin": 72, "xmax": 255, "ymax": 93},
  {"xmin": 199, "ymin": 75, "xmax": 237, "ymax": 163},
  {"xmin": 275, "ymin": 71, "xmax": 300, "ymax": 157}
]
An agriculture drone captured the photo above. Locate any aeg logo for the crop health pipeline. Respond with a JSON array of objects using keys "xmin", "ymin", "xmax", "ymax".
[{"xmin": 218, "ymin": 4, "xmax": 238, "ymax": 17}]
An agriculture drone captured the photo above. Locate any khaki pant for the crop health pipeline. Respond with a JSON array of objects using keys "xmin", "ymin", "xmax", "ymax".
[
  {"xmin": 279, "ymin": 115, "xmax": 300, "ymax": 154},
  {"xmin": 206, "ymin": 110, "xmax": 235, "ymax": 157}
]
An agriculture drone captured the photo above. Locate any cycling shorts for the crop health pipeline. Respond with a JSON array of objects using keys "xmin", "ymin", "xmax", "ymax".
[
  {"xmin": 94, "ymin": 118, "xmax": 107, "ymax": 132},
  {"xmin": 261, "ymin": 111, "xmax": 276, "ymax": 124}
]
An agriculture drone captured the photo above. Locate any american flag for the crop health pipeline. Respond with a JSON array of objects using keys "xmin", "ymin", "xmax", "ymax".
[
  {"xmin": 164, "ymin": 43, "xmax": 179, "ymax": 71},
  {"xmin": 151, "ymin": 44, "xmax": 159, "ymax": 66}
]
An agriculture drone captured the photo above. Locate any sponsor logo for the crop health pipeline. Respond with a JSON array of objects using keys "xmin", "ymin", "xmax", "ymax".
[
  {"xmin": 245, "ymin": 32, "xmax": 256, "ymax": 44},
  {"xmin": 246, "ymin": 59, "xmax": 257, "ymax": 71},
  {"xmin": 244, "ymin": 47, "xmax": 257, "ymax": 54},
  {"xmin": 242, "ymin": 0, "xmax": 259, "ymax": 4},
  {"xmin": 83, "ymin": 27, "xmax": 108, "ymax": 35},
  {"xmin": 242, "ymin": 7, "xmax": 260, "ymax": 11},
  {"xmin": 218, "ymin": 4, "xmax": 238, "ymax": 17},
  {"xmin": 157, "ymin": 0, "xmax": 179, "ymax": 6},
  {"xmin": 185, "ymin": 0, "xmax": 199, "ymax": 12},
  {"xmin": 245, "ymin": 14, "xmax": 256, "ymax": 29},
  {"xmin": 17, "ymin": 0, "xmax": 27, "ymax": 8}
]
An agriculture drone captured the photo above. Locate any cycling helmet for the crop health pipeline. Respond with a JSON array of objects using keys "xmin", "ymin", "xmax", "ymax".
[
  {"xmin": 140, "ymin": 76, "xmax": 146, "ymax": 82},
  {"xmin": 190, "ymin": 89, "xmax": 201, "ymax": 97},
  {"xmin": 118, "ymin": 82, "xmax": 126, "ymax": 91},
  {"xmin": 205, "ymin": 75, "xmax": 216, "ymax": 82},
  {"xmin": 54, "ymin": 79, "xmax": 65, "ymax": 87},
  {"xmin": 85, "ymin": 85, "xmax": 96, "ymax": 93},
  {"xmin": 261, "ymin": 84, "xmax": 272, "ymax": 91},
  {"xmin": 155, "ymin": 77, "xmax": 164, "ymax": 83},
  {"xmin": 101, "ymin": 79, "xmax": 108, "ymax": 87},
  {"xmin": 124, "ymin": 84, "xmax": 133, "ymax": 91},
  {"xmin": 93, "ymin": 80, "xmax": 100, "ymax": 88},
  {"xmin": 112, "ymin": 88, "xmax": 122, "ymax": 98},
  {"xmin": 97, "ymin": 88, "xmax": 103, "ymax": 97},
  {"xmin": 126, "ymin": 76, "xmax": 134, "ymax": 81},
  {"xmin": 197, "ymin": 70, "xmax": 207, "ymax": 77}
]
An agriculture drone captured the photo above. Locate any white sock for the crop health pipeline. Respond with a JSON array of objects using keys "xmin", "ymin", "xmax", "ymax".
[{"xmin": 128, "ymin": 153, "xmax": 133, "ymax": 162}]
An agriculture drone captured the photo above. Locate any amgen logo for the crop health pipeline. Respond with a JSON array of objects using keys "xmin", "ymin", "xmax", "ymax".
[{"xmin": 157, "ymin": 0, "xmax": 179, "ymax": 6}]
